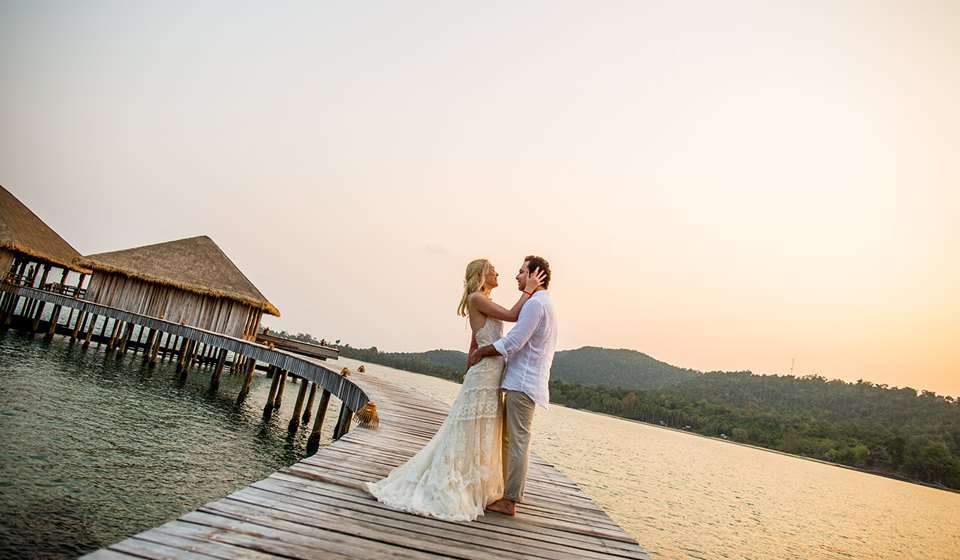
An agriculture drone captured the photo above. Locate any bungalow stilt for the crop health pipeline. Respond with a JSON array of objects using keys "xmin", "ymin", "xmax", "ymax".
[
  {"xmin": 262, "ymin": 367, "xmax": 282, "ymax": 418},
  {"xmin": 237, "ymin": 358, "xmax": 256, "ymax": 404},
  {"xmin": 209, "ymin": 348, "xmax": 228, "ymax": 392}
]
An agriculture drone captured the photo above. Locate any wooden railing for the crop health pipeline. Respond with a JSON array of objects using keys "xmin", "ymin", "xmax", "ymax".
[{"xmin": 2, "ymin": 273, "xmax": 87, "ymax": 298}]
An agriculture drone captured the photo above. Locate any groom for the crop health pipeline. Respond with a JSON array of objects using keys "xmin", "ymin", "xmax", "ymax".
[{"xmin": 469, "ymin": 255, "xmax": 558, "ymax": 516}]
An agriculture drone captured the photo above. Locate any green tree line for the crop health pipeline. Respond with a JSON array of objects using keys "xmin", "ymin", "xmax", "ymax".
[{"xmin": 328, "ymin": 342, "xmax": 960, "ymax": 489}]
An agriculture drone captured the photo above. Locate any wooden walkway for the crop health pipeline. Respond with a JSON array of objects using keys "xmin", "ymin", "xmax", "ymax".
[{"xmin": 83, "ymin": 363, "xmax": 650, "ymax": 560}]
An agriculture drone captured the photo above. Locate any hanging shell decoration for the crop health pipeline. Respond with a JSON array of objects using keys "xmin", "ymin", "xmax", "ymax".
[
  {"xmin": 340, "ymin": 367, "xmax": 351, "ymax": 377},
  {"xmin": 354, "ymin": 401, "xmax": 379, "ymax": 428},
  {"xmin": 358, "ymin": 365, "xmax": 366, "ymax": 373}
]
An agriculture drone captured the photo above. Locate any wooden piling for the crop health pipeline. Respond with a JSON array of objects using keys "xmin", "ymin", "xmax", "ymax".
[
  {"xmin": 262, "ymin": 366, "xmax": 282, "ymax": 417},
  {"xmin": 193, "ymin": 343, "xmax": 202, "ymax": 366},
  {"xmin": 288, "ymin": 379, "xmax": 309, "ymax": 433},
  {"xmin": 66, "ymin": 308, "xmax": 79, "ymax": 340},
  {"xmin": 301, "ymin": 382, "xmax": 318, "ymax": 425},
  {"xmin": 107, "ymin": 320, "xmax": 123, "ymax": 351},
  {"xmin": 148, "ymin": 330, "xmax": 163, "ymax": 365},
  {"xmin": 333, "ymin": 401, "xmax": 354, "ymax": 440},
  {"xmin": 175, "ymin": 338, "xmax": 190, "ymax": 372},
  {"xmin": 306, "ymin": 389, "xmax": 332, "ymax": 455},
  {"xmin": 134, "ymin": 325, "xmax": 148, "ymax": 354},
  {"xmin": 70, "ymin": 311, "xmax": 89, "ymax": 342},
  {"xmin": 82, "ymin": 314, "xmax": 98, "ymax": 348},
  {"xmin": 236, "ymin": 357, "xmax": 256, "ymax": 403},
  {"xmin": 44, "ymin": 303, "xmax": 62, "ymax": 340},
  {"xmin": 162, "ymin": 334, "xmax": 177, "ymax": 361},
  {"xmin": 178, "ymin": 340, "xmax": 196, "ymax": 380},
  {"xmin": 117, "ymin": 322, "xmax": 134, "ymax": 355},
  {"xmin": 141, "ymin": 329, "xmax": 157, "ymax": 362},
  {"xmin": 209, "ymin": 348, "xmax": 228, "ymax": 392},
  {"xmin": 5, "ymin": 261, "xmax": 29, "ymax": 324},
  {"xmin": 273, "ymin": 370, "xmax": 288, "ymax": 409}
]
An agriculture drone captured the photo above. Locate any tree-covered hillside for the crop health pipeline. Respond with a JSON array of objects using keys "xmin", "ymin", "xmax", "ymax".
[
  {"xmin": 336, "ymin": 343, "xmax": 960, "ymax": 489},
  {"xmin": 342, "ymin": 345, "xmax": 697, "ymax": 389}
]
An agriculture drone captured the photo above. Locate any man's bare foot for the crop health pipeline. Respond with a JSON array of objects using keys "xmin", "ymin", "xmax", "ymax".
[{"xmin": 485, "ymin": 498, "xmax": 516, "ymax": 516}]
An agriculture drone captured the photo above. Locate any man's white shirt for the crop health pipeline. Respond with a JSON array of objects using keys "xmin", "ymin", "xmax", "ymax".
[{"xmin": 493, "ymin": 290, "xmax": 558, "ymax": 408}]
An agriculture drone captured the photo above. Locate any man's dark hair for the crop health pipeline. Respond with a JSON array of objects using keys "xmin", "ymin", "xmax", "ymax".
[{"xmin": 524, "ymin": 255, "xmax": 551, "ymax": 289}]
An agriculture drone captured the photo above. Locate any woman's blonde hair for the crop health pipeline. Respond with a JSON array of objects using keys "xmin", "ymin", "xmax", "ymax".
[{"xmin": 457, "ymin": 258, "xmax": 492, "ymax": 317}]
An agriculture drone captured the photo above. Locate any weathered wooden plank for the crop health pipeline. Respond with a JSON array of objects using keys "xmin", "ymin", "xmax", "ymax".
[
  {"xmin": 238, "ymin": 483, "xmax": 641, "ymax": 560},
  {"xmin": 212, "ymin": 495, "xmax": 545, "ymax": 560},
  {"xmin": 133, "ymin": 526, "xmax": 280, "ymax": 560},
  {"xmin": 265, "ymin": 473, "xmax": 647, "ymax": 558},
  {"xmin": 139, "ymin": 519, "xmax": 356, "ymax": 560},
  {"xmin": 110, "ymin": 538, "xmax": 223, "ymax": 560},
  {"xmin": 181, "ymin": 510, "xmax": 447, "ymax": 560}
]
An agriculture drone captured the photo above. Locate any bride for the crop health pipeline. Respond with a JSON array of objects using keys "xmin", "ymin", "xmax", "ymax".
[{"xmin": 365, "ymin": 258, "xmax": 545, "ymax": 521}]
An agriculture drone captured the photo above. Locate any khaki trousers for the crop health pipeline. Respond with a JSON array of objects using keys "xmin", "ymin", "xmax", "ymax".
[{"xmin": 502, "ymin": 390, "xmax": 536, "ymax": 502}]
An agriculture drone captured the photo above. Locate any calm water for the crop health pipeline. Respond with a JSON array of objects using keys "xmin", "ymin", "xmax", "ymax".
[
  {"xmin": 0, "ymin": 332, "xmax": 343, "ymax": 559},
  {"xmin": 336, "ymin": 357, "xmax": 960, "ymax": 560}
]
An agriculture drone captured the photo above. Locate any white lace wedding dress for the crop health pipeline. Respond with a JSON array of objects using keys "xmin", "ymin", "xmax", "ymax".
[{"xmin": 366, "ymin": 318, "xmax": 505, "ymax": 521}]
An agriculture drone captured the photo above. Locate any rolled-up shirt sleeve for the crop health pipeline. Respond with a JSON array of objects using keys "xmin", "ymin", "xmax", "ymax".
[{"xmin": 493, "ymin": 300, "xmax": 543, "ymax": 360}]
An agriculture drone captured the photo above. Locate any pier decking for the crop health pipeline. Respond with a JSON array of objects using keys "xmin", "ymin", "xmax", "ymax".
[{"xmin": 83, "ymin": 362, "xmax": 649, "ymax": 560}]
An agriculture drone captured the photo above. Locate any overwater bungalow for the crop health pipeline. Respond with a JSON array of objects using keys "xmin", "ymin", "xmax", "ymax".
[
  {"xmin": 0, "ymin": 186, "xmax": 89, "ymax": 327},
  {"xmin": 76, "ymin": 236, "xmax": 280, "ymax": 340},
  {"xmin": 0, "ymin": 185, "xmax": 88, "ymax": 286}
]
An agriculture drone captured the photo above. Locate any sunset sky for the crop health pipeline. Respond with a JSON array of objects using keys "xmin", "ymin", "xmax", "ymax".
[{"xmin": 2, "ymin": 2, "xmax": 957, "ymax": 395}]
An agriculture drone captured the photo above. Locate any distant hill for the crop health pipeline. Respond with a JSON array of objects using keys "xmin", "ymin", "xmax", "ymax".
[
  {"xmin": 342, "ymin": 345, "xmax": 699, "ymax": 390},
  {"xmin": 338, "ymin": 343, "xmax": 960, "ymax": 489},
  {"xmin": 552, "ymin": 346, "xmax": 698, "ymax": 388}
]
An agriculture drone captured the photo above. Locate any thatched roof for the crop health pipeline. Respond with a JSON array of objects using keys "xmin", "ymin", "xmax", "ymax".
[
  {"xmin": 0, "ymin": 185, "xmax": 87, "ymax": 272},
  {"xmin": 78, "ymin": 236, "xmax": 280, "ymax": 316}
]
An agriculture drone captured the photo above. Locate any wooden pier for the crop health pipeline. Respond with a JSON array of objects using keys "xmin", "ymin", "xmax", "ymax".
[
  {"xmin": 83, "ymin": 365, "xmax": 649, "ymax": 560},
  {"xmin": 2, "ymin": 285, "xmax": 648, "ymax": 559}
]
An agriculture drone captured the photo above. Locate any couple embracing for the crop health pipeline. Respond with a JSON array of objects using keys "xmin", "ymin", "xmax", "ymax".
[{"xmin": 366, "ymin": 255, "xmax": 558, "ymax": 521}]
